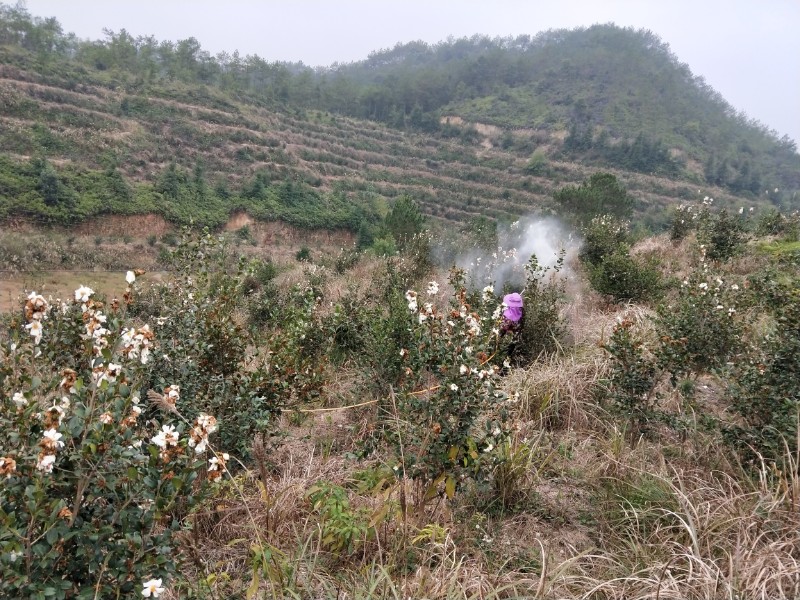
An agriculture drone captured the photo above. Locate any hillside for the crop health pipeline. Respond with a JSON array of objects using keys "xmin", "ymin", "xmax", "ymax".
[
  {"xmin": 3, "ymin": 6, "xmax": 800, "ymax": 598},
  {"xmin": 0, "ymin": 4, "xmax": 797, "ymax": 236}
]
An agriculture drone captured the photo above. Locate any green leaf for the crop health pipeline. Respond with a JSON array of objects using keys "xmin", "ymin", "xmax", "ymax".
[
  {"xmin": 45, "ymin": 527, "xmax": 59, "ymax": 545},
  {"xmin": 445, "ymin": 475, "xmax": 456, "ymax": 499},
  {"xmin": 246, "ymin": 569, "xmax": 260, "ymax": 599}
]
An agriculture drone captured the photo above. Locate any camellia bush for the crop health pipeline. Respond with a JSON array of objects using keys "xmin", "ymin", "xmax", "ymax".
[
  {"xmin": 0, "ymin": 276, "xmax": 227, "ymax": 599},
  {"xmin": 656, "ymin": 266, "xmax": 743, "ymax": 382},
  {"xmin": 384, "ymin": 270, "xmax": 509, "ymax": 504},
  {"xmin": 728, "ymin": 266, "xmax": 800, "ymax": 462},
  {"xmin": 581, "ymin": 215, "xmax": 662, "ymax": 303},
  {"xmin": 130, "ymin": 229, "xmax": 324, "ymax": 459}
]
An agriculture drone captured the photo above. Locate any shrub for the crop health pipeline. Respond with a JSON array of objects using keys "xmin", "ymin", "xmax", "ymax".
[
  {"xmin": 235, "ymin": 225, "xmax": 255, "ymax": 245},
  {"xmin": 601, "ymin": 317, "xmax": 659, "ymax": 437},
  {"xmin": 517, "ymin": 252, "xmax": 567, "ymax": 360},
  {"xmin": 697, "ymin": 208, "xmax": 747, "ymax": 262},
  {"xmin": 132, "ymin": 229, "xmax": 322, "ymax": 458},
  {"xmin": 320, "ymin": 291, "xmax": 375, "ymax": 361},
  {"xmin": 295, "ymin": 246, "xmax": 312, "ymax": 262},
  {"xmin": 241, "ymin": 257, "xmax": 278, "ymax": 295},
  {"xmin": 587, "ymin": 251, "xmax": 662, "ymax": 303},
  {"xmin": 307, "ymin": 482, "xmax": 373, "ymax": 556},
  {"xmin": 668, "ymin": 204, "xmax": 695, "ymax": 242},
  {"xmin": 0, "ymin": 282, "xmax": 220, "ymax": 598},
  {"xmin": 379, "ymin": 269, "xmax": 510, "ymax": 503},
  {"xmin": 756, "ymin": 208, "xmax": 785, "ymax": 236},
  {"xmin": 727, "ymin": 269, "xmax": 800, "ymax": 461},
  {"xmin": 371, "ymin": 235, "xmax": 397, "ymax": 257},
  {"xmin": 334, "ymin": 244, "xmax": 361, "ymax": 274},
  {"xmin": 756, "ymin": 208, "xmax": 800, "ymax": 240},
  {"xmin": 524, "ymin": 148, "xmax": 548, "ymax": 176},
  {"xmin": 655, "ymin": 271, "xmax": 742, "ymax": 381},
  {"xmin": 579, "ymin": 215, "xmax": 630, "ymax": 268}
]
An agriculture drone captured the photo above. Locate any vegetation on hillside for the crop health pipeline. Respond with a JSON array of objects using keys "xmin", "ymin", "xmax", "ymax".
[
  {"xmin": 0, "ymin": 3, "xmax": 797, "ymax": 239},
  {"xmin": 2, "ymin": 197, "xmax": 800, "ymax": 597}
]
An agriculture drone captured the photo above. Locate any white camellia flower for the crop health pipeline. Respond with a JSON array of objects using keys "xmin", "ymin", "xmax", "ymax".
[
  {"xmin": 126, "ymin": 270, "xmax": 136, "ymax": 284},
  {"xmin": 426, "ymin": 281, "xmax": 439, "ymax": 296},
  {"xmin": 25, "ymin": 320, "xmax": 43, "ymax": 344},
  {"xmin": 141, "ymin": 578, "xmax": 166, "ymax": 598},
  {"xmin": 12, "ymin": 392, "xmax": 27, "ymax": 408},
  {"xmin": 405, "ymin": 290, "xmax": 418, "ymax": 312},
  {"xmin": 208, "ymin": 453, "xmax": 230, "ymax": 472},
  {"xmin": 36, "ymin": 454, "xmax": 56, "ymax": 473},
  {"xmin": 450, "ymin": 383, "xmax": 458, "ymax": 392},
  {"xmin": 106, "ymin": 363, "xmax": 122, "ymax": 382},
  {"xmin": 197, "ymin": 413, "xmax": 222, "ymax": 433},
  {"xmin": 74, "ymin": 285, "xmax": 94, "ymax": 303},
  {"xmin": 150, "ymin": 425, "xmax": 179, "ymax": 449},
  {"xmin": 42, "ymin": 428, "xmax": 64, "ymax": 449}
]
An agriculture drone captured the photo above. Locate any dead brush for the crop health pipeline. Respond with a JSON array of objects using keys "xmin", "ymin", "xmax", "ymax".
[
  {"xmin": 504, "ymin": 352, "xmax": 610, "ymax": 430},
  {"xmin": 555, "ymin": 447, "xmax": 800, "ymax": 600}
]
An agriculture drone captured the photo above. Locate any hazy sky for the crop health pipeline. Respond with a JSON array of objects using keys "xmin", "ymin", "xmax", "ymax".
[{"xmin": 24, "ymin": 0, "xmax": 800, "ymax": 146}]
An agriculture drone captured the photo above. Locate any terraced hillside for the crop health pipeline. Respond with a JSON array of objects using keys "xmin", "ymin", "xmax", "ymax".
[
  {"xmin": 1, "ymin": 8, "xmax": 793, "ymax": 234},
  {"xmin": 0, "ymin": 50, "xmax": 760, "ymax": 232}
]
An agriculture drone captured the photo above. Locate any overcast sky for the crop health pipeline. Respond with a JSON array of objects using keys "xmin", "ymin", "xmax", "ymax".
[{"xmin": 23, "ymin": 0, "xmax": 800, "ymax": 147}]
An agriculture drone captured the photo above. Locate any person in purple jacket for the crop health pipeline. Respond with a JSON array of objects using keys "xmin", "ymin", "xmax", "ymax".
[{"xmin": 500, "ymin": 292, "xmax": 524, "ymax": 365}]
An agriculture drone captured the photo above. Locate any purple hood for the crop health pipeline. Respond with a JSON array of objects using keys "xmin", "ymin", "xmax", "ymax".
[{"xmin": 502, "ymin": 293, "xmax": 524, "ymax": 322}]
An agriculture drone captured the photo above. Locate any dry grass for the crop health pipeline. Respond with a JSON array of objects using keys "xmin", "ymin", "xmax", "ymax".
[
  {"xmin": 504, "ymin": 353, "xmax": 609, "ymax": 430},
  {"xmin": 552, "ymin": 457, "xmax": 800, "ymax": 599},
  {"xmin": 172, "ymin": 236, "xmax": 800, "ymax": 599},
  {"xmin": 9, "ymin": 219, "xmax": 797, "ymax": 599}
]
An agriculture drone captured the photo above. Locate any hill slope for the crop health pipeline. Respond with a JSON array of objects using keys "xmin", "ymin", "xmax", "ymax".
[{"xmin": 0, "ymin": 4, "xmax": 797, "ymax": 234}]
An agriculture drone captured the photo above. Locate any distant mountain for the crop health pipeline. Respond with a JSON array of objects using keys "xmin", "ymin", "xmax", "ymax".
[
  {"xmin": 0, "ymin": 3, "xmax": 797, "ymax": 233},
  {"xmin": 328, "ymin": 25, "xmax": 799, "ymax": 195}
]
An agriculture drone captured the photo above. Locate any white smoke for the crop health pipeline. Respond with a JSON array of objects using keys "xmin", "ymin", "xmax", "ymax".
[{"xmin": 454, "ymin": 216, "xmax": 576, "ymax": 292}]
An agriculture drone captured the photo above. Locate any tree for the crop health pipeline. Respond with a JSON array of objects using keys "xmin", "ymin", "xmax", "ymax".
[
  {"xmin": 384, "ymin": 195, "xmax": 425, "ymax": 250},
  {"xmin": 33, "ymin": 158, "xmax": 75, "ymax": 209},
  {"xmin": 525, "ymin": 148, "xmax": 548, "ymax": 175},
  {"xmin": 553, "ymin": 172, "xmax": 634, "ymax": 225},
  {"xmin": 155, "ymin": 162, "xmax": 187, "ymax": 200}
]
